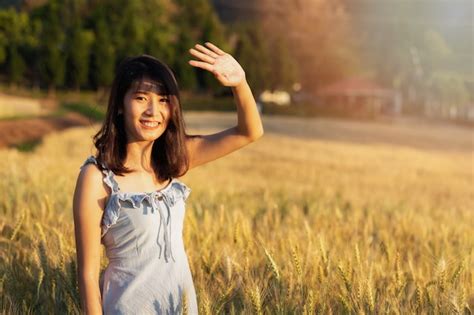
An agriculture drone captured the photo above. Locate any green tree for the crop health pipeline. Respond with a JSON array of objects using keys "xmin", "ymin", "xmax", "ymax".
[
  {"xmin": 31, "ymin": 0, "xmax": 67, "ymax": 93},
  {"xmin": 173, "ymin": 30, "xmax": 197, "ymax": 90},
  {"xmin": 91, "ymin": 16, "xmax": 115, "ymax": 91},
  {"xmin": 0, "ymin": 8, "xmax": 30, "ymax": 85},
  {"xmin": 0, "ymin": 31, "xmax": 6, "ymax": 64},
  {"xmin": 198, "ymin": 9, "xmax": 226, "ymax": 91},
  {"xmin": 68, "ymin": 23, "xmax": 95, "ymax": 90},
  {"xmin": 172, "ymin": 0, "xmax": 226, "ymax": 91},
  {"xmin": 7, "ymin": 46, "xmax": 25, "ymax": 85},
  {"xmin": 142, "ymin": 0, "xmax": 177, "ymax": 64},
  {"xmin": 233, "ymin": 25, "xmax": 270, "ymax": 94},
  {"xmin": 267, "ymin": 36, "xmax": 297, "ymax": 91}
]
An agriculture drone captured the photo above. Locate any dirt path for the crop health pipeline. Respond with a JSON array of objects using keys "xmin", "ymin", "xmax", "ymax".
[
  {"xmin": 184, "ymin": 111, "xmax": 473, "ymax": 153},
  {"xmin": 0, "ymin": 113, "xmax": 91, "ymax": 148},
  {"xmin": 1, "ymin": 110, "xmax": 471, "ymax": 153}
]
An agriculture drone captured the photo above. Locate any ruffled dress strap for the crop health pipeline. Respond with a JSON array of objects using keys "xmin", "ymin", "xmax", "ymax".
[
  {"xmin": 80, "ymin": 155, "xmax": 120, "ymax": 193},
  {"xmin": 81, "ymin": 156, "xmax": 122, "ymax": 238}
]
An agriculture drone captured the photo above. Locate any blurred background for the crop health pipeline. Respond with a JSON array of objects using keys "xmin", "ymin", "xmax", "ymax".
[
  {"xmin": 0, "ymin": 0, "xmax": 473, "ymax": 314},
  {"xmin": 0, "ymin": 0, "xmax": 472, "ymax": 124}
]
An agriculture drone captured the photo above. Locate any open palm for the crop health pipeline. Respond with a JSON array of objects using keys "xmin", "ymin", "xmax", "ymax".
[{"xmin": 188, "ymin": 42, "xmax": 245, "ymax": 87}]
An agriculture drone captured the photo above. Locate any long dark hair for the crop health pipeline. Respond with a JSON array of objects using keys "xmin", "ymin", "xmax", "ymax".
[{"xmin": 93, "ymin": 55, "xmax": 189, "ymax": 181}]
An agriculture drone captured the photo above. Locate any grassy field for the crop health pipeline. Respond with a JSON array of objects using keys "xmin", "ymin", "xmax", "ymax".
[
  {"xmin": 0, "ymin": 112, "xmax": 472, "ymax": 314},
  {"xmin": 0, "ymin": 94, "xmax": 44, "ymax": 119}
]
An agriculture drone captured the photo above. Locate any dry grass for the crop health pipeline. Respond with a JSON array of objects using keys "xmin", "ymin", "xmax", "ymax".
[
  {"xmin": 0, "ymin": 113, "xmax": 472, "ymax": 314},
  {"xmin": 0, "ymin": 94, "xmax": 46, "ymax": 119}
]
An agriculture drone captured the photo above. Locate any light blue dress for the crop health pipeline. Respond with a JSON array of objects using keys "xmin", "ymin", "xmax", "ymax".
[{"xmin": 81, "ymin": 156, "xmax": 198, "ymax": 315}]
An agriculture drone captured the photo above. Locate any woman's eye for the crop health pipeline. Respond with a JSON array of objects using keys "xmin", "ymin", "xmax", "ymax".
[
  {"xmin": 160, "ymin": 98, "xmax": 169, "ymax": 103},
  {"xmin": 135, "ymin": 96, "xmax": 146, "ymax": 101}
]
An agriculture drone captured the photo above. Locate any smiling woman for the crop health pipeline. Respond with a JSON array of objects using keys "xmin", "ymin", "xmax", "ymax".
[
  {"xmin": 72, "ymin": 42, "xmax": 263, "ymax": 315},
  {"xmin": 92, "ymin": 55, "xmax": 189, "ymax": 182}
]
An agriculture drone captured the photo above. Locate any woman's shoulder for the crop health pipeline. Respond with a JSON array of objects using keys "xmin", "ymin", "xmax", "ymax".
[
  {"xmin": 80, "ymin": 162, "xmax": 103, "ymax": 181},
  {"xmin": 76, "ymin": 156, "xmax": 109, "ymax": 197},
  {"xmin": 80, "ymin": 155, "xmax": 102, "ymax": 169},
  {"xmin": 80, "ymin": 156, "xmax": 102, "ymax": 178},
  {"xmin": 73, "ymin": 157, "xmax": 108, "ymax": 223}
]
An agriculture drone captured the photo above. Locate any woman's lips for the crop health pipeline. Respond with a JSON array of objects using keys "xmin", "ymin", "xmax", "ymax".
[{"xmin": 140, "ymin": 120, "xmax": 161, "ymax": 129}]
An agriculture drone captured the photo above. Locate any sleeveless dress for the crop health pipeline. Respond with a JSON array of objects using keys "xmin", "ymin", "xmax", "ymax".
[{"xmin": 80, "ymin": 156, "xmax": 198, "ymax": 315}]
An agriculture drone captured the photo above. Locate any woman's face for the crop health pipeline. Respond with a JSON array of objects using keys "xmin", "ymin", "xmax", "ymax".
[{"xmin": 122, "ymin": 78, "xmax": 171, "ymax": 143}]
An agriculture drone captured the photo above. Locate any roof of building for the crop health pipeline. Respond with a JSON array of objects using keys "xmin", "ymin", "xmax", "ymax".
[{"xmin": 317, "ymin": 77, "xmax": 395, "ymax": 96}]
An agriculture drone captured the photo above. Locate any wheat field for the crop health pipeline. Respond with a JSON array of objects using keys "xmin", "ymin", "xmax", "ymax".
[{"xmin": 0, "ymin": 112, "xmax": 472, "ymax": 314}]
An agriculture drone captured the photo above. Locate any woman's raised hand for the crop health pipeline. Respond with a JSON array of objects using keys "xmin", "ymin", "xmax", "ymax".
[{"xmin": 189, "ymin": 42, "xmax": 245, "ymax": 87}]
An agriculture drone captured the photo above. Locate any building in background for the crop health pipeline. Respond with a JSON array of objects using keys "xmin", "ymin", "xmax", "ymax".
[{"xmin": 316, "ymin": 77, "xmax": 402, "ymax": 119}]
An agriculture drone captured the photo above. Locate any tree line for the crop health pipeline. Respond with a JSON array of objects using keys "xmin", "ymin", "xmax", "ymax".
[
  {"xmin": 0, "ymin": 0, "xmax": 301, "ymax": 95},
  {"xmin": 0, "ymin": 0, "xmax": 471, "ymax": 112}
]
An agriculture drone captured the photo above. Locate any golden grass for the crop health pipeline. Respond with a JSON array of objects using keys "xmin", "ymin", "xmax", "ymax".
[{"xmin": 0, "ymin": 114, "xmax": 472, "ymax": 314}]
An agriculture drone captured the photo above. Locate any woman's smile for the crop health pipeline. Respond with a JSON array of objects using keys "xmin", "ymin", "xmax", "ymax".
[{"xmin": 139, "ymin": 119, "xmax": 162, "ymax": 129}]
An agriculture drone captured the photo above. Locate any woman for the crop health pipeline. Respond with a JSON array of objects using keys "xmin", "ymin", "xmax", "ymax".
[{"xmin": 73, "ymin": 42, "xmax": 264, "ymax": 314}]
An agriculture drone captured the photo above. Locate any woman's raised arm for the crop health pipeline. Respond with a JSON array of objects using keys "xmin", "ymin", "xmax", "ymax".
[
  {"xmin": 186, "ymin": 42, "xmax": 264, "ymax": 169},
  {"xmin": 73, "ymin": 164, "xmax": 108, "ymax": 314}
]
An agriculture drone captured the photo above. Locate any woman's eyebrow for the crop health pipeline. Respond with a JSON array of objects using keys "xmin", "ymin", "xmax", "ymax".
[
  {"xmin": 133, "ymin": 90, "xmax": 150, "ymax": 94},
  {"xmin": 133, "ymin": 90, "xmax": 169, "ymax": 98}
]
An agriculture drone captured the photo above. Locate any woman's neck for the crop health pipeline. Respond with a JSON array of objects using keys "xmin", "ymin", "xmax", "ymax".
[{"xmin": 124, "ymin": 141, "xmax": 154, "ymax": 172}]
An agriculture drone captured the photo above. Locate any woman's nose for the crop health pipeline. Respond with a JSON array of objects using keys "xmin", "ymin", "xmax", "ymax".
[{"xmin": 145, "ymin": 98, "xmax": 162, "ymax": 116}]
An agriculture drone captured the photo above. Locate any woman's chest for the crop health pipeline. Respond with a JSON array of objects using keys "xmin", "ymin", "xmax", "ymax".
[
  {"xmin": 113, "ymin": 172, "xmax": 172, "ymax": 194},
  {"xmin": 114, "ymin": 196, "xmax": 185, "ymax": 231},
  {"xmin": 103, "ymin": 196, "xmax": 187, "ymax": 259}
]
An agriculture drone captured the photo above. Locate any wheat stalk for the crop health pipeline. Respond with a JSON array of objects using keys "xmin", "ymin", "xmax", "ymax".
[
  {"xmin": 249, "ymin": 285, "xmax": 263, "ymax": 315},
  {"xmin": 199, "ymin": 291, "xmax": 211, "ymax": 315},
  {"xmin": 415, "ymin": 282, "xmax": 423, "ymax": 310},
  {"xmin": 355, "ymin": 280, "xmax": 363, "ymax": 307},
  {"xmin": 449, "ymin": 293, "xmax": 461, "ymax": 314},
  {"xmin": 181, "ymin": 289, "xmax": 189, "ymax": 315},
  {"xmin": 394, "ymin": 251, "xmax": 401, "ymax": 285},
  {"xmin": 379, "ymin": 240, "xmax": 389, "ymax": 261},
  {"xmin": 365, "ymin": 279, "xmax": 375, "ymax": 313},
  {"xmin": 337, "ymin": 263, "xmax": 352, "ymax": 292},
  {"xmin": 9, "ymin": 209, "xmax": 25, "ymax": 241},
  {"xmin": 450, "ymin": 259, "xmax": 465, "ymax": 285},
  {"xmin": 394, "ymin": 251, "xmax": 405, "ymax": 295},
  {"xmin": 436, "ymin": 257, "xmax": 447, "ymax": 293},
  {"xmin": 458, "ymin": 286, "xmax": 466, "ymax": 311},
  {"xmin": 292, "ymin": 244, "xmax": 303, "ymax": 278},
  {"xmin": 35, "ymin": 222, "xmax": 47, "ymax": 244},
  {"xmin": 305, "ymin": 289, "xmax": 315, "ymax": 314},
  {"xmin": 263, "ymin": 247, "xmax": 280, "ymax": 282},
  {"xmin": 318, "ymin": 236, "xmax": 329, "ymax": 274},
  {"xmin": 209, "ymin": 255, "xmax": 220, "ymax": 274},
  {"xmin": 355, "ymin": 243, "xmax": 362, "ymax": 271},
  {"xmin": 225, "ymin": 255, "xmax": 233, "ymax": 281},
  {"xmin": 286, "ymin": 273, "xmax": 294, "ymax": 302},
  {"xmin": 34, "ymin": 266, "xmax": 44, "ymax": 307},
  {"xmin": 233, "ymin": 221, "xmax": 241, "ymax": 245},
  {"xmin": 425, "ymin": 287, "xmax": 435, "ymax": 312},
  {"xmin": 338, "ymin": 293, "xmax": 351, "ymax": 313}
]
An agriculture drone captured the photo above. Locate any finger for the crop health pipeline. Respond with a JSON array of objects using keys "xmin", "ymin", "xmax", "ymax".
[
  {"xmin": 194, "ymin": 44, "xmax": 219, "ymax": 58},
  {"xmin": 188, "ymin": 60, "xmax": 214, "ymax": 72},
  {"xmin": 189, "ymin": 48, "xmax": 215, "ymax": 64},
  {"xmin": 204, "ymin": 42, "xmax": 226, "ymax": 56}
]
